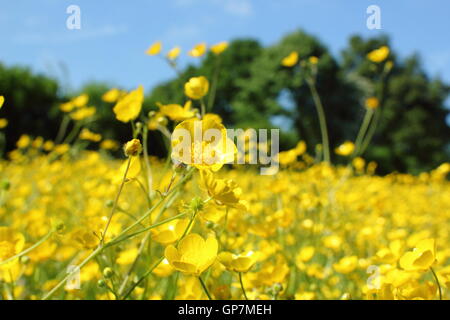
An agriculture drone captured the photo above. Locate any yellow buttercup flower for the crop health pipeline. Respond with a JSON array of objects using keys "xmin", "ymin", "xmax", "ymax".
[
  {"xmin": 0, "ymin": 118, "xmax": 7, "ymax": 129},
  {"xmin": 365, "ymin": 97, "xmax": 379, "ymax": 109},
  {"xmin": 309, "ymin": 56, "xmax": 319, "ymax": 65},
  {"xmin": 79, "ymin": 128, "xmax": 102, "ymax": 142},
  {"xmin": 16, "ymin": 134, "xmax": 31, "ymax": 149},
  {"xmin": 146, "ymin": 41, "xmax": 162, "ymax": 55},
  {"xmin": 367, "ymin": 46, "xmax": 390, "ymax": 63},
  {"xmin": 100, "ymin": 139, "xmax": 119, "ymax": 150},
  {"xmin": 200, "ymin": 170, "xmax": 247, "ymax": 210},
  {"xmin": 399, "ymin": 238, "xmax": 436, "ymax": 271},
  {"xmin": 171, "ymin": 118, "xmax": 236, "ymax": 171},
  {"xmin": 0, "ymin": 95, "xmax": 4, "ymax": 109},
  {"xmin": 113, "ymin": 85, "xmax": 144, "ymax": 123},
  {"xmin": 72, "ymin": 94, "xmax": 89, "ymax": 108},
  {"xmin": 60, "ymin": 102, "xmax": 74, "ymax": 113},
  {"xmin": 218, "ymin": 251, "xmax": 259, "ymax": 273},
  {"xmin": 153, "ymin": 258, "xmax": 175, "ymax": 277},
  {"xmin": 281, "ymin": 51, "xmax": 299, "ymax": 67},
  {"xmin": 70, "ymin": 106, "xmax": 96, "ymax": 121},
  {"xmin": 210, "ymin": 42, "xmax": 228, "ymax": 55},
  {"xmin": 0, "ymin": 227, "xmax": 25, "ymax": 269},
  {"xmin": 102, "ymin": 88, "xmax": 125, "ymax": 103},
  {"xmin": 333, "ymin": 256, "xmax": 358, "ymax": 274},
  {"xmin": 335, "ymin": 141, "xmax": 355, "ymax": 156},
  {"xmin": 188, "ymin": 43, "xmax": 207, "ymax": 57},
  {"xmin": 167, "ymin": 46, "xmax": 181, "ymax": 60},
  {"xmin": 184, "ymin": 76, "xmax": 209, "ymax": 100},
  {"xmin": 165, "ymin": 233, "xmax": 218, "ymax": 276},
  {"xmin": 158, "ymin": 100, "xmax": 195, "ymax": 121},
  {"xmin": 151, "ymin": 218, "xmax": 190, "ymax": 245}
]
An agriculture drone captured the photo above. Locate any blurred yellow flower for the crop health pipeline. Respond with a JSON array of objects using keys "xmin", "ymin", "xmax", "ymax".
[
  {"xmin": 309, "ymin": 56, "xmax": 319, "ymax": 64},
  {"xmin": 184, "ymin": 76, "xmax": 209, "ymax": 100},
  {"xmin": 210, "ymin": 42, "xmax": 228, "ymax": 55},
  {"xmin": 113, "ymin": 85, "xmax": 144, "ymax": 123},
  {"xmin": 333, "ymin": 256, "xmax": 358, "ymax": 274},
  {"xmin": 335, "ymin": 141, "xmax": 355, "ymax": 156},
  {"xmin": 188, "ymin": 43, "xmax": 207, "ymax": 57},
  {"xmin": 100, "ymin": 139, "xmax": 119, "ymax": 150},
  {"xmin": 218, "ymin": 251, "xmax": 259, "ymax": 273},
  {"xmin": 79, "ymin": 128, "xmax": 102, "ymax": 142},
  {"xmin": 102, "ymin": 88, "xmax": 124, "ymax": 103},
  {"xmin": 146, "ymin": 41, "xmax": 162, "ymax": 55},
  {"xmin": 281, "ymin": 51, "xmax": 299, "ymax": 67},
  {"xmin": 70, "ymin": 106, "xmax": 96, "ymax": 121},
  {"xmin": 367, "ymin": 46, "xmax": 390, "ymax": 63},
  {"xmin": 365, "ymin": 97, "xmax": 379, "ymax": 109},
  {"xmin": 167, "ymin": 46, "xmax": 181, "ymax": 60},
  {"xmin": 158, "ymin": 100, "xmax": 195, "ymax": 121},
  {"xmin": 0, "ymin": 95, "xmax": 4, "ymax": 109},
  {"xmin": 72, "ymin": 94, "xmax": 89, "ymax": 108},
  {"xmin": 165, "ymin": 233, "xmax": 218, "ymax": 276},
  {"xmin": 0, "ymin": 118, "xmax": 7, "ymax": 129}
]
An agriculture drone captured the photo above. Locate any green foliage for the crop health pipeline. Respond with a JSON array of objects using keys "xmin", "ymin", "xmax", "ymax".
[{"xmin": 0, "ymin": 63, "xmax": 61, "ymax": 153}]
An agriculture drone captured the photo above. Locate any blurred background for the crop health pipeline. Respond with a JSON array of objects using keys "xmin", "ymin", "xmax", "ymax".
[{"xmin": 0, "ymin": 0, "xmax": 449, "ymax": 174}]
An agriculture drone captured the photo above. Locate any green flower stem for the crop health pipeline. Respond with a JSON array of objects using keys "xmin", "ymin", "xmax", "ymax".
[
  {"xmin": 353, "ymin": 108, "xmax": 374, "ymax": 157},
  {"xmin": 0, "ymin": 230, "xmax": 54, "ymax": 266},
  {"xmin": 102, "ymin": 156, "xmax": 132, "ymax": 242},
  {"xmin": 142, "ymin": 126, "xmax": 154, "ymax": 204},
  {"xmin": 306, "ymin": 79, "xmax": 330, "ymax": 163},
  {"xmin": 55, "ymin": 115, "xmax": 70, "ymax": 144},
  {"xmin": 430, "ymin": 267, "xmax": 443, "ymax": 300},
  {"xmin": 207, "ymin": 56, "xmax": 222, "ymax": 112},
  {"xmin": 239, "ymin": 272, "xmax": 249, "ymax": 300},
  {"xmin": 121, "ymin": 256, "xmax": 165, "ymax": 300},
  {"xmin": 62, "ymin": 121, "xmax": 82, "ymax": 145},
  {"xmin": 200, "ymin": 99, "xmax": 207, "ymax": 118},
  {"xmin": 198, "ymin": 276, "xmax": 213, "ymax": 300}
]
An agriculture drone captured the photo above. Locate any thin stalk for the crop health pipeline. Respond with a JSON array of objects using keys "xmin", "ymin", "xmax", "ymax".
[
  {"xmin": 55, "ymin": 115, "xmax": 70, "ymax": 144},
  {"xmin": 353, "ymin": 108, "xmax": 374, "ymax": 157},
  {"xmin": 430, "ymin": 267, "xmax": 442, "ymax": 300},
  {"xmin": 306, "ymin": 79, "xmax": 330, "ymax": 163},
  {"xmin": 207, "ymin": 56, "xmax": 222, "ymax": 112},
  {"xmin": 102, "ymin": 156, "xmax": 132, "ymax": 242},
  {"xmin": 239, "ymin": 272, "xmax": 248, "ymax": 300},
  {"xmin": 198, "ymin": 276, "xmax": 213, "ymax": 300}
]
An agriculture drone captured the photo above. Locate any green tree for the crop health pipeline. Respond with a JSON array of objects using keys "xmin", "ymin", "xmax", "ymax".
[{"xmin": 0, "ymin": 63, "xmax": 60, "ymax": 153}]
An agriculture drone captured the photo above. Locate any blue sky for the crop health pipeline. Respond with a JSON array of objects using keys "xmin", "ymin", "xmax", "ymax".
[{"xmin": 2, "ymin": 0, "xmax": 450, "ymax": 93}]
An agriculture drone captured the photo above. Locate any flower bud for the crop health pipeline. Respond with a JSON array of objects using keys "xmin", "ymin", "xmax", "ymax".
[
  {"xmin": 124, "ymin": 139, "xmax": 142, "ymax": 157},
  {"xmin": 0, "ymin": 179, "xmax": 10, "ymax": 190},
  {"xmin": 97, "ymin": 279, "xmax": 107, "ymax": 288},
  {"xmin": 103, "ymin": 267, "xmax": 114, "ymax": 279}
]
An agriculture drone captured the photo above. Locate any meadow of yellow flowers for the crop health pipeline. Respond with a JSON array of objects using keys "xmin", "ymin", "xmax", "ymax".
[{"xmin": 0, "ymin": 42, "xmax": 449, "ymax": 301}]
